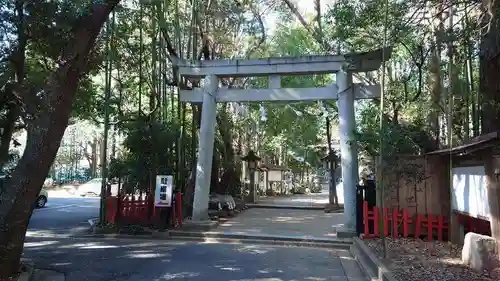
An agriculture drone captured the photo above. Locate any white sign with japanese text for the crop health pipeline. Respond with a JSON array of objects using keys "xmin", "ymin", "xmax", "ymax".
[{"xmin": 155, "ymin": 175, "xmax": 173, "ymax": 207}]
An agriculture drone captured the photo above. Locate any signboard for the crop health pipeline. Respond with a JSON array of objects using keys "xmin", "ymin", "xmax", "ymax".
[
  {"xmin": 268, "ymin": 170, "xmax": 282, "ymax": 182},
  {"xmin": 451, "ymin": 166, "xmax": 489, "ymax": 220},
  {"xmin": 155, "ymin": 175, "xmax": 173, "ymax": 207}
]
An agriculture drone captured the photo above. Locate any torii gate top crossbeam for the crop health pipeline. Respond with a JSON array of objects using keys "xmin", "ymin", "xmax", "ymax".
[{"xmin": 174, "ymin": 47, "xmax": 392, "ymax": 78}]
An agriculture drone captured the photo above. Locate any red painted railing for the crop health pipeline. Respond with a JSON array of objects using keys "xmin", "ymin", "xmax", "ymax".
[
  {"xmin": 121, "ymin": 194, "xmax": 151, "ymax": 224},
  {"xmin": 105, "ymin": 192, "xmax": 183, "ymax": 228},
  {"xmin": 105, "ymin": 194, "xmax": 152, "ymax": 224},
  {"xmin": 362, "ymin": 201, "xmax": 449, "ymax": 241},
  {"xmin": 456, "ymin": 212, "xmax": 491, "ymax": 236}
]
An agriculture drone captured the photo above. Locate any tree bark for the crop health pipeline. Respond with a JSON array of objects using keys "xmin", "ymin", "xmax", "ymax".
[
  {"xmin": 0, "ymin": 1, "xmax": 119, "ymax": 278},
  {"xmin": 479, "ymin": 0, "xmax": 500, "ymax": 249},
  {"xmin": 0, "ymin": 105, "xmax": 17, "ymax": 166},
  {"xmin": 91, "ymin": 138, "xmax": 98, "ymax": 177},
  {"xmin": 82, "ymin": 137, "xmax": 98, "ymax": 178},
  {"xmin": 0, "ymin": 0, "xmax": 26, "ymax": 168},
  {"xmin": 325, "ymin": 116, "xmax": 338, "ymax": 205},
  {"xmin": 217, "ymin": 109, "xmax": 241, "ymax": 195},
  {"xmin": 485, "ymin": 157, "xmax": 500, "ymax": 243}
]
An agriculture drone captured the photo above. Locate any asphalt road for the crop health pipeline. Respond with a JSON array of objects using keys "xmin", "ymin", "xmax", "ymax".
[
  {"xmin": 28, "ymin": 191, "xmax": 100, "ymax": 237},
  {"xmin": 22, "ymin": 236, "xmax": 365, "ymax": 281},
  {"xmin": 22, "ymin": 187, "xmax": 366, "ymax": 281},
  {"xmin": 26, "ymin": 185, "xmax": 341, "ymax": 237}
]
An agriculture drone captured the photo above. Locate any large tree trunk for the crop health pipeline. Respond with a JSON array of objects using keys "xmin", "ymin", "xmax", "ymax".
[
  {"xmin": 0, "ymin": 1, "xmax": 119, "ymax": 278},
  {"xmin": 216, "ymin": 107, "xmax": 241, "ymax": 195},
  {"xmin": 429, "ymin": 46, "xmax": 442, "ymax": 147},
  {"xmin": 0, "ymin": 105, "xmax": 17, "ymax": 166},
  {"xmin": 484, "ymin": 157, "xmax": 500, "ymax": 244},
  {"xmin": 479, "ymin": 0, "xmax": 500, "ymax": 250}
]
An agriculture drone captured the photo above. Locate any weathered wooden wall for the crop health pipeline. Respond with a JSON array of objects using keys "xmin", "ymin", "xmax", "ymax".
[{"xmin": 384, "ymin": 155, "xmax": 450, "ymax": 217}]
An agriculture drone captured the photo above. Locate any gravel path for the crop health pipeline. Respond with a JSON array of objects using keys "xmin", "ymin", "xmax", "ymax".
[{"xmin": 365, "ymin": 237, "xmax": 499, "ymax": 281}]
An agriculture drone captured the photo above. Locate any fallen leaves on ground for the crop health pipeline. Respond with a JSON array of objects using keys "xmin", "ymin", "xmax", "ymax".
[{"xmin": 365, "ymin": 237, "xmax": 500, "ymax": 281}]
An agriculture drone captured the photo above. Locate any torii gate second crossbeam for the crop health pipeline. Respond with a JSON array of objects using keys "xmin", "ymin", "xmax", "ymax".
[{"xmin": 174, "ymin": 48, "xmax": 392, "ymax": 236}]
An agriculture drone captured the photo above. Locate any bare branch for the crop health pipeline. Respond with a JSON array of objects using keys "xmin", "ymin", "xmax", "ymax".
[
  {"xmin": 314, "ymin": 0, "xmax": 322, "ymax": 33},
  {"xmin": 245, "ymin": 5, "xmax": 267, "ymax": 57}
]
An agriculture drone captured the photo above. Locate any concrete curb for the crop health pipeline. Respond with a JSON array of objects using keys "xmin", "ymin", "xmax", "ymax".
[
  {"xmin": 169, "ymin": 230, "xmax": 351, "ymax": 245},
  {"xmin": 168, "ymin": 235, "xmax": 352, "ymax": 249},
  {"xmin": 72, "ymin": 232, "xmax": 172, "ymax": 240},
  {"xmin": 17, "ymin": 262, "xmax": 35, "ymax": 281},
  {"xmin": 33, "ymin": 269, "xmax": 66, "ymax": 281},
  {"xmin": 80, "ymin": 230, "xmax": 352, "ymax": 249},
  {"xmin": 349, "ymin": 238, "xmax": 398, "ymax": 281}
]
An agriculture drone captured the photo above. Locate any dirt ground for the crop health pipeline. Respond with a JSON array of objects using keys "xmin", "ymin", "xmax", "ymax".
[{"xmin": 365, "ymin": 237, "xmax": 500, "ymax": 281}]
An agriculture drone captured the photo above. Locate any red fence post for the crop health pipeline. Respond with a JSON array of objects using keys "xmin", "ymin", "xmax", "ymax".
[
  {"xmin": 401, "ymin": 208, "xmax": 411, "ymax": 237},
  {"xmin": 131, "ymin": 195, "xmax": 137, "ymax": 223},
  {"xmin": 105, "ymin": 197, "xmax": 117, "ymax": 223},
  {"xmin": 437, "ymin": 215, "xmax": 445, "ymax": 241},
  {"xmin": 115, "ymin": 193, "xmax": 122, "ymax": 222},
  {"xmin": 392, "ymin": 208, "xmax": 399, "ymax": 238},
  {"xmin": 426, "ymin": 214, "xmax": 435, "ymax": 241},
  {"xmin": 138, "ymin": 195, "xmax": 146, "ymax": 224},
  {"xmin": 122, "ymin": 196, "xmax": 128, "ymax": 219},
  {"xmin": 138, "ymin": 195, "xmax": 145, "ymax": 223},
  {"xmin": 414, "ymin": 213, "xmax": 449, "ymax": 241},
  {"xmin": 146, "ymin": 194, "xmax": 154, "ymax": 225},
  {"xmin": 362, "ymin": 201, "xmax": 379, "ymax": 238},
  {"xmin": 363, "ymin": 201, "xmax": 370, "ymax": 236},
  {"xmin": 131, "ymin": 195, "xmax": 135, "ymax": 219},
  {"xmin": 175, "ymin": 192, "xmax": 183, "ymax": 227},
  {"xmin": 414, "ymin": 214, "xmax": 423, "ymax": 238},
  {"xmin": 383, "ymin": 207, "xmax": 391, "ymax": 237}
]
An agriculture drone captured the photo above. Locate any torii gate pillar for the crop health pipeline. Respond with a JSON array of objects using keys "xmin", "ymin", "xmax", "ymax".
[
  {"xmin": 192, "ymin": 75, "xmax": 218, "ymax": 221},
  {"xmin": 175, "ymin": 47, "xmax": 392, "ymax": 228},
  {"xmin": 336, "ymin": 70, "xmax": 358, "ymax": 234}
]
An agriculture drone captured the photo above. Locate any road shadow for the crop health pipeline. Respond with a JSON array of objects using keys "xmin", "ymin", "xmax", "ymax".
[{"xmin": 23, "ymin": 236, "xmax": 362, "ymax": 281}]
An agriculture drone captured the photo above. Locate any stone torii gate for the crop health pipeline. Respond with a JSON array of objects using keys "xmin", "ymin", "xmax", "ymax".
[{"xmin": 175, "ymin": 48, "xmax": 391, "ymax": 235}]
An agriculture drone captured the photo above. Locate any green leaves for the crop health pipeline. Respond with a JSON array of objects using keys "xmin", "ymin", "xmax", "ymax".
[
  {"xmin": 111, "ymin": 115, "xmax": 192, "ymax": 189},
  {"xmin": 355, "ymin": 101, "xmax": 430, "ymax": 158},
  {"xmin": 238, "ymin": 23, "xmax": 334, "ymax": 170}
]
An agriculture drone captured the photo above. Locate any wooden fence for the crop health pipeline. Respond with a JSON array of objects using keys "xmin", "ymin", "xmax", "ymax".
[
  {"xmin": 105, "ymin": 193, "xmax": 183, "ymax": 227},
  {"xmin": 362, "ymin": 201, "xmax": 449, "ymax": 241}
]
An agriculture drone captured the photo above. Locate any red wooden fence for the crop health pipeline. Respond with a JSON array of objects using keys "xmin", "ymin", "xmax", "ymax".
[
  {"xmin": 173, "ymin": 192, "xmax": 183, "ymax": 227},
  {"xmin": 362, "ymin": 201, "xmax": 449, "ymax": 241},
  {"xmin": 105, "ymin": 192, "xmax": 183, "ymax": 227},
  {"xmin": 456, "ymin": 212, "xmax": 491, "ymax": 236},
  {"xmin": 122, "ymin": 194, "xmax": 151, "ymax": 224}
]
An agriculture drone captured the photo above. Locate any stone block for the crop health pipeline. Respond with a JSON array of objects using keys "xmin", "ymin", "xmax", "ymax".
[
  {"xmin": 462, "ymin": 232, "xmax": 499, "ymax": 272},
  {"xmin": 325, "ymin": 203, "xmax": 342, "ymax": 213},
  {"xmin": 181, "ymin": 220, "xmax": 219, "ymax": 231},
  {"xmin": 337, "ymin": 228, "xmax": 357, "ymax": 238}
]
